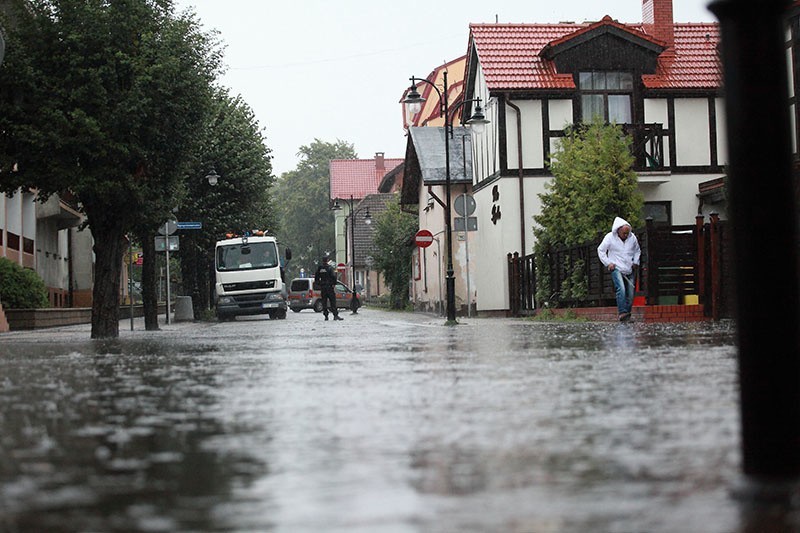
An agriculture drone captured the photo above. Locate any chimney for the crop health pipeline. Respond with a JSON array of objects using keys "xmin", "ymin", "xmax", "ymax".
[
  {"xmin": 642, "ymin": 0, "xmax": 674, "ymax": 51},
  {"xmin": 375, "ymin": 152, "xmax": 385, "ymax": 172}
]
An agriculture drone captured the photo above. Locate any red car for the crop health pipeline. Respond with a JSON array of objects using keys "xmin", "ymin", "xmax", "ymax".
[{"xmin": 288, "ymin": 278, "xmax": 360, "ymax": 313}]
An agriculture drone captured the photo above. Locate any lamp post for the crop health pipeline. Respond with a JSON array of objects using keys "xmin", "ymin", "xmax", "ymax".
[
  {"xmin": 203, "ymin": 168, "xmax": 219, "ymax": 314},
  {"xmin": 403, "ymin": 70, "xmax": 489, "ymax": 323},
  {"xmin": 332, "ymin": 195, "xmax": 371, "ymax": 313},
  {"xmin": 205, "ymin": 168, "xmax": 220, "ymax": 186}
]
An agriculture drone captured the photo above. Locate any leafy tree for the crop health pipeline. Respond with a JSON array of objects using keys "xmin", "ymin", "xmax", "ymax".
[
  {"xmin": 273, "ymin": 139, "xmax": 356, "ymax": 277},
  {"xmin": 0, "ymin": 0, "xmax": 221, "ymax": 338},
  {"xmin": 0, "ymin": 258, "xmax": 49, "ymax": 309},
  {"xmin": 533, "ymin": 120, "xmax": 643, "ymax": 305},
  {"xmin": 176, "ymin": 88, "xmax": 277, "ymax": 317},
  {"xmin": 371, "ymin": 195, "xmax": 417, "ymax": 309}
]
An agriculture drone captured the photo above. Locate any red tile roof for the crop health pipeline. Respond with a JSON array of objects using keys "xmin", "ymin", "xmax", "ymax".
[
  {"xmin": 469, "ymin": 19, "xmax": 720, "ymax": 91},
  {"xmin": 329, "ymin": 158, "xmax": 404, "ymax": 200},
  {"xmin": 643, "ymin": 24, "xmax": 721, "ymax": 89}
]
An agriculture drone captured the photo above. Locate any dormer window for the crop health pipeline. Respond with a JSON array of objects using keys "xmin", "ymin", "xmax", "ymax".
[{"xmin": 579, "ymin": 71, "xmax": 633, "ymax": 124}]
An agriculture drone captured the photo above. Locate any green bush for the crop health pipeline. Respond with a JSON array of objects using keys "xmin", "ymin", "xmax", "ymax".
[
  {"xmin": 0, "ymin": 258, "xmax": 49, "ymax": 309},
  {"xmin": 530, "ymin": 308, "xmax": 586, "ymax": 322}
]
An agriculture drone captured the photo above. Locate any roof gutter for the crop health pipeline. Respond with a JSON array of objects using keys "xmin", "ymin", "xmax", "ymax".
[{"xmin": 505, "ymin": 95, "xmax": 526, "ymax": 256}]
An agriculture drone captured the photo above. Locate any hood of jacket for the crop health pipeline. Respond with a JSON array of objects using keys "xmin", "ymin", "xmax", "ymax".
[{"xmin": 611, "ymin": 216, "xmax": 631, "ymax": 234}]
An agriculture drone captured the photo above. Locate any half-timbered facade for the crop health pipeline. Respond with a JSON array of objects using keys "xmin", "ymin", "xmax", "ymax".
[{"xmin": 459, "ymin": 0, "xmax": 725, "ymax": 314}]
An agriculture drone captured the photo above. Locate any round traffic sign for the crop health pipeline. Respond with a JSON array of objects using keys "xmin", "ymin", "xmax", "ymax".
[
  {"xmin": 337, "ymin": 262, "xmax": 346, "ymax": 272},
  {"xmin": 454, "ymin": 194, "xmax": 476, "ymax": 216},
  {"xmin": 158, "ymin": 219, "xmax": 177, "ymax": 235},
  {"xmin": 415, "ymin": 229, "xmax": 434, "ymax": 248}
]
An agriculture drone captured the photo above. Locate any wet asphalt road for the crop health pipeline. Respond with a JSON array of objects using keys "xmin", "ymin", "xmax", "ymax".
[{"xmin": 0, "ymin": 307, "xmax": 788, "ymax": 532}]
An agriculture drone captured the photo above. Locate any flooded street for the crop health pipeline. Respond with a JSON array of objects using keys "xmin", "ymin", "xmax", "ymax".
[{"xmin": 0, "ymin": 309, "xmax": 768, "ymax": 531}]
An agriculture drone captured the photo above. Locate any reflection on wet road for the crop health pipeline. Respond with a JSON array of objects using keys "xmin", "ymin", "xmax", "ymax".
[{"xmin": 0, "ymin": 309, "xmax": 780, "ymax": 531}]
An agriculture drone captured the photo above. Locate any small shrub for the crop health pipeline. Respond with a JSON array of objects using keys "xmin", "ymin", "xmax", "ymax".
[
  {"xmin": 0, "ymin": 258, "xmax": 49, "ymax": 309},
  {"xmin": 530, "ymin": 307, "xmax": 586, "ymax": 322}
]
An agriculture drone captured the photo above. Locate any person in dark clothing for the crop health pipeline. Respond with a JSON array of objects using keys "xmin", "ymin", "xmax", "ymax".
[{"xmin": 314, "ymin": 254, "xmax": 343, "ymax": 321}]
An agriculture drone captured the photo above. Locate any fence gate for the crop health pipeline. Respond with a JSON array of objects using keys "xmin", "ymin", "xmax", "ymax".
[{"xmin": 507, "ymin": 252, "xmax": 536, "ymax": 317}]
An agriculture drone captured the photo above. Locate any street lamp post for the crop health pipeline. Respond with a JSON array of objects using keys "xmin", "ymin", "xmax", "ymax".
[
  {"xmin": 332, "ymin": 195, "xmax": 371, "ymax": 313},
  {"xmin": 403, "ymin": 71, "xmax": 488, "ymax": 323},
  {"xmin": 205, "ymin": 168, "xmax": 220, "ymax": 186}
]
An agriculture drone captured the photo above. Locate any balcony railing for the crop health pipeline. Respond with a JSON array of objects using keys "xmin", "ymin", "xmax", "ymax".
[
  {"xmin": 621, "ymin": 123, "xmax": 665, "ymax": 171},
  {"xmin": 565, "ymin": 122, "xmax": 666, "ymax": 171}
]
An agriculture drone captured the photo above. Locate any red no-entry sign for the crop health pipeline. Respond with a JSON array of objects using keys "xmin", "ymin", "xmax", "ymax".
[
  {"xmin": 337, "ymin": 262, "xmax": 346, "ymax": 272},
  {"xmin": 415, "ymin": 229, "xmax": 434, "ymax": 248}
]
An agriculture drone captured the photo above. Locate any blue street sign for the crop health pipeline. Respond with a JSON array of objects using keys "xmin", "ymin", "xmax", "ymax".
[{"xmin": 176, "ymin": 221, "xmax": 202, "ymax": 230}]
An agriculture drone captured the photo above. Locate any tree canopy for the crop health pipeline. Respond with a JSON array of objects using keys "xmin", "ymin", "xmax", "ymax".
[
  {"xmin": 176, "ymin": 87, "xmax": 277, "ymax": 315},
  {"xmin": 273, "ymin": 139, "xmax": 356, "ymax": 277},
  {"xmin": 370, "ymin": 195, "xmax": 417, "ymax": 309},
  {"xmin": 533, "ymin": 121, "xmax": 643, "ymax": 304},
  {"xmin": 0, "ymin": 0, "xmax": 222, "ymax": 338},
  {"xmin": 535, "ymin": 121, "xmax": 643, "ymax": 247}
]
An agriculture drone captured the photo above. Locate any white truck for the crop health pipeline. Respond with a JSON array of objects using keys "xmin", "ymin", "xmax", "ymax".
[{"xmin": 214, "ymin": 231, "xmax": 292, "ymax": 321}]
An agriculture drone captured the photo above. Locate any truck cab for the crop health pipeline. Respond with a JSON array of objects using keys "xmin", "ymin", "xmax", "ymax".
[{"xmin": 214, "ymin": 232, "xmax": 291, "ymax": 321}]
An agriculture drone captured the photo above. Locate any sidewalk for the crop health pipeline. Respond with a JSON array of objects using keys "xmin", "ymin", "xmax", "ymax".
[{"xmin": 0, "ymin": 314, "xmax": 198, "ymax": 341}]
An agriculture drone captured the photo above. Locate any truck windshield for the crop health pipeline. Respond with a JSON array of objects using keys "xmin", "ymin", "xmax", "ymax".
[{"xmin": 217, "ymin": 241, "xmax": 279, "ymax": 271}]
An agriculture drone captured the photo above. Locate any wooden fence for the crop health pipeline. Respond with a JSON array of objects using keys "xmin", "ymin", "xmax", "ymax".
[{"xmin": 508, "ymin": 214, "xmax": 731, "ymax": 319}]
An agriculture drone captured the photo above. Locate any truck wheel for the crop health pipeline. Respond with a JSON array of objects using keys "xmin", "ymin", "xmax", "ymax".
[
  {"xmin": 277, "ymin": 309, "xmax": 287, "ymax": 319},
  {"xmin": 313, "ymin": 300, "xmax": 324, "ymax": 313}
]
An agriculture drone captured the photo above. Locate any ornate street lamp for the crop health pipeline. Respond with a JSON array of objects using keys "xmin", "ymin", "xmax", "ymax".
[
  {"xmin": 205, "ymin": 168, "xmax": 220, "ymax": 186},
  {"xmin": 332, "ymin": 195, "xmax": 372, "ymax": 313},
  {"xmin": 403, "ymin": 71, "xmax": 489, "ymax": 323}
]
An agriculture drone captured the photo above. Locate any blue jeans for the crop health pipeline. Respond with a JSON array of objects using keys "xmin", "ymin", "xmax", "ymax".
[{"xmin": 610, "ymin": 269, "xmax": 635, "ymax": 315}]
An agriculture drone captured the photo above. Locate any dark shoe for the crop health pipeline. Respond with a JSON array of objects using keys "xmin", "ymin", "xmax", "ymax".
[
  {"xmin": 619, "ymin": 312, "xmax": 631, "ymax": 322},
  {"xmin": 334, "ymin": 316, "xmax": 344, "ymax": 321},
  {"xmin": 324, "ymin": 315, "xmax": 329, "ymax": 321}
]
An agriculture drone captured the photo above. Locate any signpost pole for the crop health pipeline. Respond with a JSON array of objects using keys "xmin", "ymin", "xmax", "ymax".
[
  {"xmin": 129, "ymin": 237, "xmax": 134, "ymax": 331},
  {"xmin": 462, "ymin": 193, "xmax": 471, "ymax": 318},
  {"xmin": 165, "ymin": 223, "xmax": 171, "ymax": 325}
]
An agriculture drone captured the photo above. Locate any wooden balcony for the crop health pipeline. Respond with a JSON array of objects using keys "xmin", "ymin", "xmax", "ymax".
[{"xmin": 621, "ymin": 123, "xmax": 665, "ymax": 171}]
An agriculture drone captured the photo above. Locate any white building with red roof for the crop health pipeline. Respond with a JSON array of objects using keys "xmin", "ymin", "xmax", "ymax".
[
  {"xmin": 404, "ymin": 0, "xmax": 729, "ymax": 316},
  {"xmin": 329, "ymin": 153, "xmax": 403, "ymax": 293}
]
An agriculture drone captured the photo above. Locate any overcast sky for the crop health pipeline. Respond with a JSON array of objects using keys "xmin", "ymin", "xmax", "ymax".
[{"xmin": 172, "ymin": 0, "xmax": 717, "ymax": 177}]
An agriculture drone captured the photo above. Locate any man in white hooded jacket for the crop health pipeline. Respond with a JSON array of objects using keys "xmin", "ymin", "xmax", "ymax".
[{"xmin": 597, "ymin": 216, "xmax": 641, "ymax": 321}]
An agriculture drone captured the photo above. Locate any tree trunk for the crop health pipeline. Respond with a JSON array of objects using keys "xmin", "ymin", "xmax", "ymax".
[
  {"xmin": 90, "ymin": 223, "xmax": 126, "ymax": 339},
  {"xmin": 138, "ymin": 230, "xmax": 160, "ymax": 331},
  {"xmin": 181, "ymin": 234, "xmax": 201, "ymax": 318}
]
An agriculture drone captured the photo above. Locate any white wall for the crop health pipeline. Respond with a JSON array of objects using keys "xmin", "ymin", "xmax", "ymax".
[
  {"xmin": 473, "ymin": 175, "xmax": 552, "ymax": 312},
  {"xmin": 715, "ymin": 98, "xmax": 728, "ymax": 166},
  {"xmin": 639, "ymin": 173, "xmax": 725, "ymax": 224},
  {"xmin": 506, "ymin": 100, "xmax": 544, "ymax": 170},
  {"xmin": 549, "ymin": 99, "xmax": 573, "ymax": 131},
  {"xmin": 22, "ymin": 191, "xmax": 35, "ymax": 242},
  {"xmin": 35, "ymin": 218, "xmax": 69, "ymax": 291},
  {"xmin": 674, "ymin": 99, "xmax": 712, "ymax": 166},
  {"xmin": 6, "ymin": 192, "xmax": 21, "ymax": 235},
  {"xmin": 412, "ymin": 182, "xmax": 477, "ymax": 313}
]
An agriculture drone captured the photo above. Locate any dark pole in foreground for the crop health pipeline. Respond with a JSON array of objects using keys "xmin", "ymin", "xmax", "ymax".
[
  {"xmin": 441, "ymin": 71, "xmax": 457, "ymax": 323},
  {"xmin": 349, "ymin": 195, "xmax": 358, "ymax": 314},
  {"xmin": 710, "ymin": 0, "xmax": 800, "ymax": 481}
]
